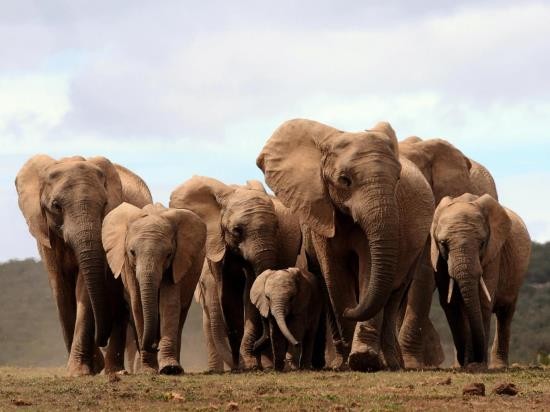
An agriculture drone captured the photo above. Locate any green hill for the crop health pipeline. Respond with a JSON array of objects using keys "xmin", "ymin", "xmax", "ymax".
[{"xmin": 1, "ymin": 242, "xmax": 549, "ymax": 369}]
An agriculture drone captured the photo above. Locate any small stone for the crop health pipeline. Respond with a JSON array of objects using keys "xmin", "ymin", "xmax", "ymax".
[
  {"xmin": 462, "ymin": 382, "xmax": 485, "ymax": 396},
  {"xmin": 11, "ymin": 399, "xmax": 32, "ymax": 406},
  {"xmin": 437, "ymin": 377, "xmax": 452, "ymax": 385},
  {"xmin": 493, "ymin": 382, "xmax": 519, "ymax": 396}
]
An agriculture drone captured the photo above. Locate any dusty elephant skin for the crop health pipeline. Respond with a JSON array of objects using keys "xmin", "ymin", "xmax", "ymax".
[
  {"xmin": 170, "ymin": 177, "xmax": 302, "ymax": 370},
  {"xmin": 397, "ymin": 137, "xmax": 498, "ymax": 369},
  {"xmin": 431, "ymin": 193, "xmax": 531, "ymax": 368},
  {"xmin": 15, "ymin": 155, "xmax": 152, "ymax": 376},
  {"xmin": 250, "ymin": 267, "xmax": 326, "ymax": 371},
  {"xmin": 257, "ymin": 119, "xmax": 435, "ymax": 372},
  {"xmin": 102, "ymin": 203, "xmax": 206, "ymax": 375}
]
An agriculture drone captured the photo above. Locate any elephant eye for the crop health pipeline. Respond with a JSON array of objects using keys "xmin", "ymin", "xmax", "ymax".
[
  {"xmin": 438, "ymin": 240, "xmax": 449, "ymax": 258},
  {"xmin": 130, "ymin": 249, "xmax": 136, "ymax": 257},
  {"xmin": 232, "ymin": 225, "xmax": 244, "ymax": 238},
  {"xmin": 337, "ymin": 174, "xmax": 352, "ymax": 188},
  {"xmin": 51, "ymin": 199, "xmax": 62, "ymax": 212}
]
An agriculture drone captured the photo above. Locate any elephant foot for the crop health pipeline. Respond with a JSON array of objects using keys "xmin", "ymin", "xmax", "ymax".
[
  {"xmin": 402, "ymin": 354, "xmax": 424, "ymax": 370},
  {"xmin": 140, "ymin": 364, "xmax": 158, "ymax": 374},
  {"xmin": 348, "ymin": 349, "xmax": 383, "ymax": 372},
  {"xmin": 463, "ymin": 362, "xmax": 487, "ymax": 373},
  {"xmin": 159, "ymin": 359, "xmax": 184, "ymax": 375},
  {"xmin": 489, "ymin": 360, "xmax": 507, "ymax": 370},
  {"xmin": 92, "ymin": 348, "xmax": 105, "ymax": 374},
  {"xmin": 67, "ymin": 359, "xmax": 93, "ymax": 377}
]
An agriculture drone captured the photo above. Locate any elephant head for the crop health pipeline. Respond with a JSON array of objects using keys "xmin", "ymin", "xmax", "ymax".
[
  {"xmin": 15, "ymin": 155, "xmax": 125, "ymax": 346},
  {"xmin": 430, "ymin": 193, "xmax": 511, "ymax": 363},
  {"xmin": 170, "ymin": 177, "xmax": 279, "ymax": 274},
  {"xmin": 102, "ymin": 203, "xmax": 206, "ymax": 353},
  {"xmin": 257, "ymin": 119, "xmax": 401, "ymax": 322}
]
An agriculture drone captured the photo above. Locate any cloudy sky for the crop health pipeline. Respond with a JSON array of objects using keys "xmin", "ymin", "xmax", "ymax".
[{"xmin": 1, "ymin": 0, "xmax": 549, "ymax": 260}]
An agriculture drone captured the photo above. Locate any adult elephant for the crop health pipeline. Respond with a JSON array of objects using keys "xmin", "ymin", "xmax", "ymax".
[
  {"xmin": 15, "ymin": 155, "xmax": 152, "ymax": 376},
  {"xmin": 169, "ymin": 178, "xmax": 302, "ymax": 369},
  {"xmin": 257, "ymin": 119, "xmax": 434, "ymax": 371},
  {"xmin": 397, "ymin": 137, "xmax": 498, "ymax": 368}
]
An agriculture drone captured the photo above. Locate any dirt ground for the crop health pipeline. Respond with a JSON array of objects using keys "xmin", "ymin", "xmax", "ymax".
[{"xmin": 1, "ymin": 367, "xmax": 549, "ymax": 411}]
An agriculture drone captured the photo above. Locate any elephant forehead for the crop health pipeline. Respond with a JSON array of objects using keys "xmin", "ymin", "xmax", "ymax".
[
  {"xmin": 128, "ymin": 214, "xmax": 174, "ymax": 238},
  {"xmin": 225, "ymin": 192, "xmax": 276, "ymax": 217},
  {"xmin": 328, "ymin": 131, "xmax": 395, "ymax": 155},
  {"xmin": 43, "ymin": 160, "xmax": 103, "ymax": 182},
  {"xmin": 266, "ymin": 273, "xmax": 295, "ymax": 293},
  {"xmin": 438, "ymin": 205, "xmax": 487, "ymax": 237}
]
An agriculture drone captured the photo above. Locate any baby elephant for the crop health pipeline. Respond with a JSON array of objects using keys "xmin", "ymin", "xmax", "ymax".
[
  {"xmin": 431, "ymin": 193, "xmax": 531, "ymax": 368},
  {"xmin": 250, "ymin": 267, "xmax": 325, "ymax": 371},
  {"xmin": 102, "ymin": 203, "xmax": 206, "ymax": 374}
]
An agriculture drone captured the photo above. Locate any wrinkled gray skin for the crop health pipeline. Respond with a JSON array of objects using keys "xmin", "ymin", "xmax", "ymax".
[
  {"xmin": 431, "ymin": 194, "xmax": 530, "ymax": 368},
  {"xmin": 257, "ymin": 120, "xmax": 434, "ymax": 371},
  {"xmin": 15, "ymin": 156, "xmax": 152, "ymax": 376},
  {"xmin": 170, "ymin": 177, "xmax": 302, "ymax": 369},
  {"xmin": 251, "ymin": 268, "xmax": 326, "ymax": 371},
  {"xmin": 398, "ymin": 137, "xmax": 498, "ymax": 369},
  {"xmin": 102, "ymin": 203, "xmax": 206, "ymax": 374}
]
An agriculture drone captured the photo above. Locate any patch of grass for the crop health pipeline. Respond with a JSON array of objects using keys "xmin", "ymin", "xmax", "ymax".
[{"xmin": 0, "ymin": 367, "xmax": 549, "ymax": 410}]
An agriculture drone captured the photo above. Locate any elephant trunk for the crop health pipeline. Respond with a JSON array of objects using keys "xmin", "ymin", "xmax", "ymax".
[
  {"xmin": 70, "ymin": 216, "xmax": 111, "ymax": 347},
  {"xmin": 344, "ymin": 177, "xmax": 399, "ymax": 321},
  {"xmin": 456, "ymin": 276, "xmax": 486, "ymax": 363},
  {"xmin": 138, "ymin": 261, "xmax": 159, "ymax": 353},
  {"xmin": 251, "ymin": 246, "xmax": 277, "ymax": 277},
  {"xmin": 271, "ymin": 298, "xmax": 299, "ymax": 346}
]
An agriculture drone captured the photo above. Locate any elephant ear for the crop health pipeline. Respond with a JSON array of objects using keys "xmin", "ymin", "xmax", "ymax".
[
  {"xmin": 288, "ymin": 268, "xmax": 311, "ymax": 315},
  {"xmin": 170, "ymin": 176, "xmax": 234, "ymax": 262},
  {"xmin": 15, "ymin": 155, "xmax": 56, "ymax": 248},
  {"xmin": 426, "ymin": 139, "xmax": 474, "ymax": 204},
  {"xmin": 102, "ymin": 202, "xmax": 142, "ymax": 278},
  {"xmin": 245, "ymin": 179, "xmax": 268, "ymax": 193},
  {"xmin": 430, "ymin": 196, "xmax": 454, "ymax": 271},
  {"xmin": 475, "ymin": 194, "xmax": 512, "ymax": 265},
  {"xmin": 250, "ymin": 269, "xmax": 274, "ymax": 318},
  {"xmin": 368, "ymin": 121, "xmax": 399, "ymax": 156},
  {"xmin": 163, "ymin": 208, "xmax": 207, "ymax": 284},
  {"xmin": 257, "ymin": 119, "xmax": 337, "ymax": 238},
  {"xmin": 88, "ymin": 157, "xmax": 124, "ymax": 214}
]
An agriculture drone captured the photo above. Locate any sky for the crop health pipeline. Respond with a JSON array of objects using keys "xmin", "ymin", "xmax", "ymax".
[{"xmin": 1, "ymin": 0, "xmax": 549, "ymax": 261}]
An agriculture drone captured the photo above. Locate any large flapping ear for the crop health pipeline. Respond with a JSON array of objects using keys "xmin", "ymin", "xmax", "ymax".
[
  {"xmin": 163, "ymin": 208, "xmax": 207, "ymax": 284},
  {"xmin": 170, "ymin": 176, "xmax": 234, "ymax": 262},
  {"xmin": 15, "ymin": 155, "xmax": 56, "ymax": 248},
  {"xmin": 288, "ymin": 267, "xmax": 312, "ymax": 315},
  {"xmin": 368, "ymin": 121, "xmax": 399, "ymax": 156},
  {"xmin": 250, "ymin": 269, "xmax": 274, "ymax": 318},
  {"xmin": 87, "ymin": 157, "xmax": 123, "ymax": 214},
  {"xmin": 245, "ymin": 179, "xmax": 268, "ymax": 193},
  {"xmin": 425, "ymin": 139, "xmax": 474, "ymax": 204},
  {"xmin": 469, "ymin": 160, "xmax": 499, "ymax": 200},
  {"xmin": 430, "ymin": 196, "xmax": 454, "ymax": 270},
  {"xmin": 101, "ymin": 202, "xmax": 142, "ymax": 278},
  {"xmin": 256, "ymin": 119, "xmax": 336, "ymax": 238},
  {"xmin": 475, "ymin": 194, "xmax": 512, "ymax": 265},
  {"xmin": 113, "ymin": 163, "xmax": 153, "ymax": 207},
  {"xmin": 401, "ymin": 136, "xmax": 423, "ymax": 145}
]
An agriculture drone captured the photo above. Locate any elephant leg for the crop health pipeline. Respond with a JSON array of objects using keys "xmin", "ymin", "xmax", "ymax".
[
  {"xmin": 203, "ymin": 308, "xmax": 224, "ymax": 372},
  {"xmin": 441, "ymin": 300, "xmax": 469, "ymax": 367},
  {"xmin": 67, "ymin": 272, "xmax": 98, "ymax": 376},
  {"xmin": 103, "ymin": 277, "xmax": 127, "ymax": 374},
  {"xmin": 399, "ymin": 257, "xmax": 438, "ymax": 369},
  {"xmin": 40, "ymin": 244, "xmax": 76, "ymax": 354},
  {"xmin": 349, "ymin": 313, "xmax": 384, "ymax": 372},
  {"xmin": 240, "ymin": 276, "xmax": 263, "ymax": 369},
  {"xmin": 125, "ymin": 326, "xmax": 138, "ymax": 374},
  {"xmin": 490, "ymin": 302, "xmax": 514, "ymax": 369},
  {"xmin": 158, "ymin": 280, "xmax": 183, "ymax": 375},
  {"xmin": 381, "ymin": 286, "xmax": 407, "ymax": 370},
  {"xmin": 311, "ymin": 233, "xmax": 356, "ymax": 364}
]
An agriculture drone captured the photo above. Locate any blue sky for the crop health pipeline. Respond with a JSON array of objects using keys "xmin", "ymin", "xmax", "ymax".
[{"xmin": 1, "ymin": 0, "xmax": 549, "ymax": 260}]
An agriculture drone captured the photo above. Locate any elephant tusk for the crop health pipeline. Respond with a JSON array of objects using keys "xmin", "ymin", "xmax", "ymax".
[
  {"xmin": 447, "ymin": 277, "xmax": 454, "ymax": 304},
  {"xmin": 480, "ymin": 277, "xmax": 491, "ymax": 303}
]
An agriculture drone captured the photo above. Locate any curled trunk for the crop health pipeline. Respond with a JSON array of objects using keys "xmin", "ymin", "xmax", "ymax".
[
  {"xmin": 344, "ymin": 178, "xmax": 399, "ymax": 321},
  {"xmin": 271, "ymin": 301, "xmax": 298, "ymax": 346},
  {"xmin": 71, "ymin": 217, "xmax": 111, "ymax": 347}
]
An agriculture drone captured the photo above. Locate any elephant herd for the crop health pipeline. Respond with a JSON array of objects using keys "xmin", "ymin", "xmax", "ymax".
[{"xmin": 15, "ymin": 119, "xmax": 531, "ymax": 376}]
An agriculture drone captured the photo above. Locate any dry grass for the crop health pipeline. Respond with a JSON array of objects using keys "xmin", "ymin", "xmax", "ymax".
[{"xmin": 1, "ymin": 367, "xmax": 549, "ymax": 411}]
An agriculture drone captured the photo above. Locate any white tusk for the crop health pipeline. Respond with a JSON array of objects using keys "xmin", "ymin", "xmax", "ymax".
[
  {"xmin": 447, "ymin": 278, "xmax": 455, "ymax": 304},
  {"xmin": 480, "ymin": 277, "xmax": 492, "ymax": 303}
]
